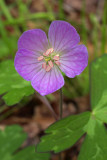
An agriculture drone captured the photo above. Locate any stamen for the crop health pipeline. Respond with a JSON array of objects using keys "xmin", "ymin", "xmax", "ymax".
[
  {"xmin": 43, "ymin": 48, "xmax": 54, "ymax": 56},
  {"xmin": 55, "ymin": 61, "xmax": 60, "ymax": 66},
  {"xmin": 46, "ymin": 65, "xmax": 51, "ymax": 72},
  {"xmin": 37, "ymin": 56, "xmax": 44, "ymax": 61},
  {"xmin": 42, "ymin": 62, "xmax": 46, "ymax": 69},
  {"xmin": 48, "ymin": 60, "xmax": 54, "ymax": 68},
  {"xmin": 53, "ymin": 55, "xmax": 59, "ymax": 61}
]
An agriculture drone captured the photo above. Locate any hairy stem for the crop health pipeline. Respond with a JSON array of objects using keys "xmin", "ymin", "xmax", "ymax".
[{"xmin": 36, "ymin": 93, "xmax": 58, "ymax": 120}]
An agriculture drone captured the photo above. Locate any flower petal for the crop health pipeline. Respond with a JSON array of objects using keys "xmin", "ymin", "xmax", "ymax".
[
  {"xmin": 14, "ymin": 49, "xmax": 43, "ymax": 81},
  {"xmin": 48, "ymin": 20, "xmax": 80, "ymax": 53},
  {"xmin": 59, "ymin": 45, "xmax": 88, "ymax": 78},
  {"xmin": 31, "ymin": 66, "xmax": 64, "ymax": 96},
  {"xmin": 18, "ymin": 29, "xmax": 48, "ymax": 53}
]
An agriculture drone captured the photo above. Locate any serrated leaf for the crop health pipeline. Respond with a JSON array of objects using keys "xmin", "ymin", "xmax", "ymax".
[
  {"xmin": 0, "ymin": 125, "xmax": 50, "ymax": 160},
  {"xmin": 37, "ymin": 112, "xmax": 90, "ymax": 153},
  {"xmin": 78, "ymin": 119, "xmax": 107, "ymax": 160},
  {"xmin": 90, "ymin": 54, "xmax": 107, "ymax": 109},
  {"xmin": 0, "ymin": 60, "xmax": 34, "ymax": 105}
]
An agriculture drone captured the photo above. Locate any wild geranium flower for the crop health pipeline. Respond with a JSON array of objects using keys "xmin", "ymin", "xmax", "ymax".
[{"xmin": 14, "ymin": 21, "xmax": 88, "ymax": 96}]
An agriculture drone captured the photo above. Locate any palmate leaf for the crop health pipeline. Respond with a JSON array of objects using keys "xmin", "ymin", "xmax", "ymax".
[
  {"xmin": 0, "ymin": 125, "xmax": 50, "ymax": 160},
  {"xmin": 37, "ymin": 112, "xmax": 91, "ymax": 153},
  {"xmin": 90, "ymin": 54, "xmax": 107, "ymax": 110},
  {"xmin": 78, "ymin": 119, "xmax": 107, "ymax": 160},
  {"xmin": 37, "ymin": 54, "xmax": 107, "ymax": 160},
  {"xmin": 90, "ymin": 54, "xmax": 107, "ymax": 123},
  {"xmin": 0, "ymin": 60, "xmax": 34, "ymax": 105},
  {"xmin": 77, "ymin": 54, "xmax": 107, "ymax": 160}
]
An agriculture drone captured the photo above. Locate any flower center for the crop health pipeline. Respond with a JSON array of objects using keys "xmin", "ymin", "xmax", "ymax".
[{"xmin": 37, "ymin": 48, "xmax": 60, "ymax": 72}]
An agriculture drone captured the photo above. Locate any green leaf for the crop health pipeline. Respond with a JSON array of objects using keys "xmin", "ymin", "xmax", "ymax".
[
  {"xmin": 78, "ymin": 119, "xmax": 107, "ymax": 160},
  {"xmin": 14, "ymin": 146, "xmax": 50, "ymax": 160},
  {"xmin": 90, "ymin": 54, "xmax": 107, "ymax": 123},
  {"xmin": 90, "ymin": 54, "xmax": 107, "ymax": 109},
  {"xmin": 94, "ymin": 107, "xmax": 107, "ymax": 123},
  {"xmin": 37, "ymin": 112, "xmax": 91, "ymax": 153},
  {"xmin": 36, "ymin": 54, "xmax": 107, "ymax": 159},
  {"xmin": 0, "ymin": 125, "xmax": 26, "ymax": 155},
  {"xmin": 0, "ymin": 125, "xmax": 50, "ymax": 160},
  {"xmin": 78, "ymin": 54, "xmax": 107, "ymax": 159},
  {"xmin": 0, "ymin": 60, "xmax": 34, "ymax": 105}
]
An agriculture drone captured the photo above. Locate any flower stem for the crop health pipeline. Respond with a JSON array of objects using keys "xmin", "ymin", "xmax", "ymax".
[
  {"xmin": 59, "ymin": 88, "xmax": 63, "ymax": 160},
  {"xmin": 36, "ymin": 93, "xmax": 58, "ymax": 120}
]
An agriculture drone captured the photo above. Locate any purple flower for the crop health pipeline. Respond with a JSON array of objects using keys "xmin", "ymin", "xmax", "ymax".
[{"xmin": 14, "ymin": 21, "xmax": 88, "ymax": 96}]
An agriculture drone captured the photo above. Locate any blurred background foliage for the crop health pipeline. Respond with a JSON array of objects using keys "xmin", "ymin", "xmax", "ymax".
[
  {"xmin": 0, "ymin": 0, "xmax": 107, "ymax": 102},
  {"xmin": 0, "ymin": 0, "xmax": 107, "ymax": 159}
]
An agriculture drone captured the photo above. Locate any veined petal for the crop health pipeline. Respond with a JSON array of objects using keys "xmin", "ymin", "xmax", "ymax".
[
  {"xmin": 31, "ymin": 66, "xmax": 64, "ymax": 96},
  {"xmin": 14, "ymin": 49, "xmax": 43, "ymax": 81},
  {"xmin": 18, "ymin": 29, "xmax": 48, "ymax": 53},
  {"xmin": 48, "ymin": 20, "xmax": 80, "ymax": 53},
  {"xmin": 59, "ymin": 45, "xmax": 88, "ymax": 78}
]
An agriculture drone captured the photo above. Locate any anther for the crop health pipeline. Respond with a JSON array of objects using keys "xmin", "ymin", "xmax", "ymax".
[
  {"xmin": 53, "ymin": 55, "xmax": 59, "ymax": 61},
  {"xmin": 43, "ymin": 48, "xmax": 54, "ymax": 56},
  {"xmin": 55, "ymin": 61, "xmax": 60, "ymax": 66},
  {"xmin": 37, "ymin": 56, "xmax": 44, "ymax": 61},
  {"xmin": 46, "ymin": 65, "xmax": 51, "ymax": 72},
  {"xmin": 42, "ymin": 62, "xmax": 46, "ymax": 69},
  {"xmin": 48, "ymin": 60, "xmax": 54, "ymax": 68}
]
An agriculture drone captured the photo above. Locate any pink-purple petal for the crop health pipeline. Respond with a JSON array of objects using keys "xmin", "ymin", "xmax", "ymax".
[
  {"xmin": 59, "ymin": 45, "xmax": 88, "ymax": 78},
  {"xmin": 31, "ymin": 66, "xmax": 64, "ymax": 96},
  {"xmin": 14, "ymin": 49, "xmax": 43, "ymax": 81},
  {"xmin": 18, "ymin": 29, "xmax": 48, "ymax": 53},
  {"xmin": 48, "ymin": 20, "xmax": 80, "ymax": 53}
]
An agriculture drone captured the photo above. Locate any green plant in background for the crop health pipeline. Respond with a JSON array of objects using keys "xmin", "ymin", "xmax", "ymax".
[
  {"xmin": 0, "ymin": 0, "xmax": 107, "ymax": 159},
  {"xmin": 37, "ymin": 54, "xmax": 107, "ymax": 159},
  {"xmin": 0, "ymin": 60, "xmax": 34, "ymax": 106},
  {"xmin": 0, "ymin": 125, "xmax": 50, "ymax": 160},
  {"xmin": 0, "ymin": 0, "xmax": 107, "ymax": 99}
]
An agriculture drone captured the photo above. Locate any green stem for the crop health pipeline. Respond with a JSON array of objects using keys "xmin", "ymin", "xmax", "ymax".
[
  {"xmin": 101, "ymin": 0, "xmax": 107, "ymax": 54},
  {"xmin": 59, "ymin": 0, "xmax": 65, "ymax": 20},
  {"xmin": 36, "ymin": 93, "xmax": 58, "ymax": 120}
]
